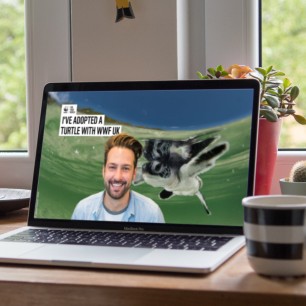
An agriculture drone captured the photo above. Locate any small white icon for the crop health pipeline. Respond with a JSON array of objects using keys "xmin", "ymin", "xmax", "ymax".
[{"xmin": 70, "ymin": 106, "xmax": 76, "ymax": 114}]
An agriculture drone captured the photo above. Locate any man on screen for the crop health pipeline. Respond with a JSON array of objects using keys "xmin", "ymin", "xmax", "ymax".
[{"xmin": 72, "ymin": 133, "xmax": 165, "ymax": 223}]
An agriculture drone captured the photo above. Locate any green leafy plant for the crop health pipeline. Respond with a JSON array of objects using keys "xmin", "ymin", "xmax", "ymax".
[{"xmin": 197, "ymin": 65, "xmax": 306, "ymax": 124}]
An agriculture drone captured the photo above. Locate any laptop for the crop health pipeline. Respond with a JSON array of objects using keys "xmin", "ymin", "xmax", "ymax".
[{"xmin": 0, "ymin": 79, "xmax": 259, "ymax": 273}]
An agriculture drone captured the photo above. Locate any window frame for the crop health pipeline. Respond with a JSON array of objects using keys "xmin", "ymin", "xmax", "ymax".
[
  {"xmin": 0, "ymin": 0, "xmax": 304, "ymax": 193},
  {"xmin": 0, "ymin": 0, "xmax": 71, "ymax": 188}
]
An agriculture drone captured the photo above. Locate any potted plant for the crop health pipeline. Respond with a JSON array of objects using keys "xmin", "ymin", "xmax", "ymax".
[
  {"xmin": 280, "ymin": 160, "xmax": 306, "ymax": 195},
  {"xmin": 198, "ymin": 64, "xmax": 306, "ymax": 123},
  {"xmin": 197, "ymin": 65, "xmax": 306, "ymax": 195}
]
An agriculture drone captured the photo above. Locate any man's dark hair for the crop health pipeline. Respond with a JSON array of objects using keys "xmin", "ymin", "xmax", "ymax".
[{"xmin": 104, "ymin": 133, "xmax": 143, "ymax": 168}]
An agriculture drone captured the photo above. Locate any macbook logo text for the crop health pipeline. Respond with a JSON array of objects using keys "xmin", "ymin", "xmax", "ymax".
[{"xmin": 124, "ymin": 226, "xmax": 145, "ymax": 231}]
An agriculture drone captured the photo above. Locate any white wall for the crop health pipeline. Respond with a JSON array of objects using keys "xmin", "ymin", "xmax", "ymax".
[
  {"xmin": 71, "ymin": 0, "xmax": 177, "ymax": 81},
  {"xmin": 70, "ymin": 0, "xmax": 259, "ymax": 81}
]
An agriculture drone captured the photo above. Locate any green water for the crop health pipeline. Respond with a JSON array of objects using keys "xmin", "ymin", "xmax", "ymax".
[{"xmin": 35, "ymin": 102, "xmax": 252, "ymax": 226}]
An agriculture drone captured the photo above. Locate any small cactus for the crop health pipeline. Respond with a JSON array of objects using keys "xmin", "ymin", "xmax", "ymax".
[{"xmin": 289, "ymin": 161, "xmax": 306, "ymax": 182}]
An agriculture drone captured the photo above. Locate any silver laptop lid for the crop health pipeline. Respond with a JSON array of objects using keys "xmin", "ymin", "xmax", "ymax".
[{"xmin": 28, "ymin": 80, "xmax": 259, "ymax": 234}]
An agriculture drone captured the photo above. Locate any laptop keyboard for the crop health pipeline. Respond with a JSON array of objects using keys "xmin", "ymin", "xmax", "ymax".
[{"xmin": 2, "ymin": 229, "xmax": 233, "ymax": 251}]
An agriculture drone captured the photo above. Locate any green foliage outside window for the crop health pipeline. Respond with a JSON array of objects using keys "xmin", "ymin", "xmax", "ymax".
[
  {"xmin": 0, "ymin": 0, "xmax": 27, "ymax": 150},
  {"xmin": 262, "ymin": 0, "xmax": 306, "ymax": 148}
]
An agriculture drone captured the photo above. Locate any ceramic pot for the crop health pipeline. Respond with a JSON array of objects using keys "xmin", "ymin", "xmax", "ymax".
[
  {"xmin": 255, "ymin": 118, "xmax": 282, "ymax": 195},
  {"xmin": 280, "ymin": 178, "xmax": 306, "ymax": 195}
]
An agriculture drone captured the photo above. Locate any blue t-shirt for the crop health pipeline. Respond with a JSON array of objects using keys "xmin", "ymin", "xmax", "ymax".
[{"xmin": 71, "ymin": 190, "xmax": 165, "ymax": 223}]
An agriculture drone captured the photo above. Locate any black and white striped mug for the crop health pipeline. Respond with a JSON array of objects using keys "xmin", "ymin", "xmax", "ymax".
[{"xmin": 242, "ymin": 195, "xmax": 306, "ymax": 277}]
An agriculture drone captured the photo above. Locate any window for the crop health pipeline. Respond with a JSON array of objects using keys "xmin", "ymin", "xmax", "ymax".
[
  {"xmin": 0, "ymin": 0, "xmax": 27, "ymax": 151},
  {"xmin": 261, "ymin": 0, "xmax": 306, "ymax": 148},
  {"xmin": 1, "ymin": 0, "xmax": 305, "ymax": 191}
]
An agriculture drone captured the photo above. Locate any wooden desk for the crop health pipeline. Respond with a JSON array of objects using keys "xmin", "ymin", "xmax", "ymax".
[{"xmin": 1, "ymin": 209, "xmax": 306, "ymax": 306}]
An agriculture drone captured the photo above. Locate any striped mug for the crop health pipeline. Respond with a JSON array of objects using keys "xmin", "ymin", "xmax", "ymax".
[{"xmin": 242, "ymin": 195, "xmax": 306, "ymax": 277}]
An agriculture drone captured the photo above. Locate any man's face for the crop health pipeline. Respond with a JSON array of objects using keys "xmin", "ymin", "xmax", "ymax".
[{"xmin": 103, "ymin": 147, "xmax": 136, "ymax": 202}]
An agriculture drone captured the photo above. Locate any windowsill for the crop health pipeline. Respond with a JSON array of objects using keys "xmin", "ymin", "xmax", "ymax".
[{"xmin": 0, "ymin": 151, "xmax": 29, "ymax": 159}]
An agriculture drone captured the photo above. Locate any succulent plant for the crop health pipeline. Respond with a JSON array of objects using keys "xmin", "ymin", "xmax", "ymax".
[
  {"xmin": 289, "ymin": 160, "xmax": 306, "ymax": 182},
  {"xmin": 197, "ymin": 65, "xmax": 306, "ymax": 124}
]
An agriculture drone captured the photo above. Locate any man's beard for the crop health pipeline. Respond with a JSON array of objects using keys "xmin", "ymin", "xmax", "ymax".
[{"xmin": 104, "ymin": 179, "xmax": 131, "ymax": 200}]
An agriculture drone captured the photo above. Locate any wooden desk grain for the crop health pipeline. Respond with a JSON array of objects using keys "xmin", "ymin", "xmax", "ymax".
[{"xmin": 1, "ymin": 209, "xmax": 306, "ymax": 306}]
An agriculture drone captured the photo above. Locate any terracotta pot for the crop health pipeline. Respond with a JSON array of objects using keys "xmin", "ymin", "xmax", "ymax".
[{"xmin": 254, "ymin": 118, "xmax": 282, "ymax": 195}]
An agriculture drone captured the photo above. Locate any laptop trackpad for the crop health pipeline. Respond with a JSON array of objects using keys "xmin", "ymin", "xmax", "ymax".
[{"xmin": 21, "ymin": 244, "xmax": 152, "ymax": 264}]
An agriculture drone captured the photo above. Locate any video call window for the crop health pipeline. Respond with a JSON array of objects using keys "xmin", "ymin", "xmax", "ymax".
[{"xmin": 34, "ymin": 88, "xmax": 255, "ymax": 227}]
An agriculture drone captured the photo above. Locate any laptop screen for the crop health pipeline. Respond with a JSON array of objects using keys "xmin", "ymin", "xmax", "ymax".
[{"xmin": 29, "ymin": 80, "xmax": 259, "ymax": 232}]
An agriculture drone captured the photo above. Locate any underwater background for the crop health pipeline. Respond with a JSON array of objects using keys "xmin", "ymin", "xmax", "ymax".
[{"xmin": 34, "ymin": 94, "xmax": 254, "ymax": 226}]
